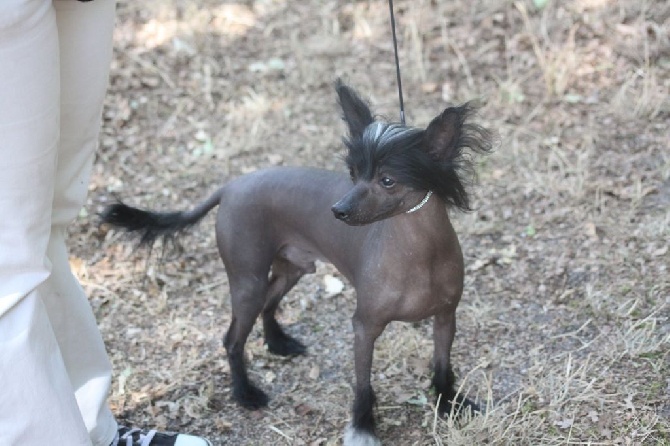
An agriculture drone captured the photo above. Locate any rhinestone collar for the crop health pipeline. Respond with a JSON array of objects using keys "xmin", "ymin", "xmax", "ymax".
[{"xmin": 405, "ymin": 191, "xmax": 433, "ymax": 214}]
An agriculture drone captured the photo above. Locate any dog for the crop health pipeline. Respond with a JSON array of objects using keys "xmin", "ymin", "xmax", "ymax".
[{"xmin": 100, "ymin": 80, "xmax": 493, "ymax": 445}]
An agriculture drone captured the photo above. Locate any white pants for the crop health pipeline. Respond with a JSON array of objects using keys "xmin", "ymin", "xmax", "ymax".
[{"xmin": 0, "ymin": 1, "xmax": 117, "ymax": 445}]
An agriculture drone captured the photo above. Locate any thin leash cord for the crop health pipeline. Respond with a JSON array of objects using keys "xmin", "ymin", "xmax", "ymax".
[{"xmin": 388, "ymin": 0, "xmax": 405, "ymax": 124}]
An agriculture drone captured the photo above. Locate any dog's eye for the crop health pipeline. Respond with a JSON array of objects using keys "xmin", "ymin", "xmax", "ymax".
[{"xmin": 380, "ymin": 177, "xmax": 396, "ymax": 188}]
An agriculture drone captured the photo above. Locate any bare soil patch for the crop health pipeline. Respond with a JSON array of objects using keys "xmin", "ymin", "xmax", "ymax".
[{"xmin": 72, "ymin": 0, "xmax": 668, "ymax": 444}]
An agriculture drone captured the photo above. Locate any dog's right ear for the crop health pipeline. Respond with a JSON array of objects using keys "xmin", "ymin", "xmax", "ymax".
[{"xmin": 335, "ymin": 79, "xmax": 374, "ymax": 140}]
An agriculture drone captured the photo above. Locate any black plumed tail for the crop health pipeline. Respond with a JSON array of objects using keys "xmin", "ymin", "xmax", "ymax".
[{"xmin": 99, "ymin": 188, "xmax": 223, "ymax": 247}]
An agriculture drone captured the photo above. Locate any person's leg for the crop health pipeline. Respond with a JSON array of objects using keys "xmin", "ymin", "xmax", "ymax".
[
  {"xmin": 40, "ymin": 2, "xmax": 118, "ymax": 445},
  {"xmin": 46, "ymin": 3, "xmax": 211, "ymax": 446},
  {"xmin": 0, "ymin": 1, "xmax": 210, "ymax": 444},
  {"xmin": 0, "ymin": 1, "xmax": 91, "ymax": 444}
]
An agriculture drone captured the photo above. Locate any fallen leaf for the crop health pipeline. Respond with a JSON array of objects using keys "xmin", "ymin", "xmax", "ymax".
[
  {"xmin": 652, "ymin": 246, "xmax": 668, "ymax": 257},
  {"xmin": 563, "ymin": 93, "xmax": 582, "ymax": 103},
  {"xmin": 554, "ymin": 417, "xmax": 574, "ymax": 429},
  {"xmin": 421, "ymin": 82, "xmax": 439, "ymax": 93},
  {"xmin": 525, "ymin": 224, "xmax": 536, "ymax": 237},
  {"xmin": 248, "ymin": 57, "xmax": 285, "ymax": 73},
  {"xmin": 585, "ymin": 221, "xmax": 598, "ymax": 238},
  {"xmin": 406, "ymin": 393, "xmax": 428, "ymax": 406},
  {"xmin": 324, "ymin": 275, "xmax": 344, "ymax": 296},
  {"xmin": 194, "ymin": 129, "xmax": 209, "ymax": 142},
  {"xmin": 395, "ymin": 392, "xmax": 414, "ymax": 404},
  {"xmin": 268, "ymin": 153, "xmax": 283, "ymax": 165},
  {"xmin": 118, "ymin": 367, "xmax": 132, "ymax": 395},
  {"xmin": 295, "ymin": 403, "xmax": 315, "ymax": 417},
  {"xmin": 624, "ymin": 394, "xmax": 635, "ymax": 412},
  {"xmin": 215, "ymin": 419, "xmax": 233, "ymax": 432}
]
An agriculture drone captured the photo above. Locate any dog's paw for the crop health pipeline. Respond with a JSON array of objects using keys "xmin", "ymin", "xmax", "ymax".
[
  {"xmin": 233, "ymin": 383, "xmax": 269, "ymax": 410},
  {"xmin": 266, "ymin": 333, "xmax": 307, "ymax": 357},
  {"xmin": 343, "ymin": 424, "xmax": 382, "ymax": 446},
  {"xmin": 463, "ymin": 397, "xmax": 481, "ymax": 414},
  {"xmin": 438, "ymin": 395, "xmax": 480, "ymax": 418}
]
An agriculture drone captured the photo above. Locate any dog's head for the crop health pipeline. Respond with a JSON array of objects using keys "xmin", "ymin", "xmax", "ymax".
[{"xmin": 331, "ymin": 80, "xmax": 493, "ymax": 226}]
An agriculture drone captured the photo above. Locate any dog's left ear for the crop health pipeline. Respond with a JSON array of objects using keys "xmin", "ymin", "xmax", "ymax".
[
  {"xmin": 424, "ymin": 106, "xmax": 465, "ymax": 160},
  {"xmin": 335, "ymin": 79, "xmax": 374, "ymax": 140}
]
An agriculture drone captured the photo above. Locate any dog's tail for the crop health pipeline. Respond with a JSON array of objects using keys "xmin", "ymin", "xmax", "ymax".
[{"xmin": 99, "ymin": 187, "xmax": 223, "ymax": 248}]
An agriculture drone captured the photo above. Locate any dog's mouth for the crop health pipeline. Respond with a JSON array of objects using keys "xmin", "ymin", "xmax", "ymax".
[
  {"xmin": 336, "ymin": 215, "xmax": 367, "ymax": 226},
  {"xmin": 331, "ymin": 206, "xmax": 367, "ymax": 225},
  {"xmin": 332, "ymin": 208, "xmax": 365, "ymax": 225},
  {"xmin": 331, "ymin": 205, "xmax": 393, "ymax": 226}
]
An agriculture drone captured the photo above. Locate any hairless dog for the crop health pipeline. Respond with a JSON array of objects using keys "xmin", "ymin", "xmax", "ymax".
[{"xmin": 101, "ymin": 80, "xmax": 493, "ymax": 445}]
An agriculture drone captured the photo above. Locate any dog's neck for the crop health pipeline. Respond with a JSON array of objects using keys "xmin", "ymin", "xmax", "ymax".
[{"xmin": 405, "ymin": 191, "xmax": 433, "ymax": 214}]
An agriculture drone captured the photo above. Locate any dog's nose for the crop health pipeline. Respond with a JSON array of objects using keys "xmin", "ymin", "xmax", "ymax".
[{"xmin": 331, "ymin": 204, "xmax": 349, "ymax": 221}]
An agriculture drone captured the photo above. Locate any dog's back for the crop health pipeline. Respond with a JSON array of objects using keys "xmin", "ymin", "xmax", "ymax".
[{"xmin": 213, "ymin": 166, "xmax": 370, "ymax": 282}]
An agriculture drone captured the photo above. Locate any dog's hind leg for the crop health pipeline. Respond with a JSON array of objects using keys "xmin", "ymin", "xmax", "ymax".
[
  {"xmin": 262, "ymin": 257, "xmax": 310, "ymax": 356},
  {"xmin": 223, "ymin": 274, "xmax": 272, "ymax": 410},
  {"xmin": 344, "ymin": 312, "xmax": 385, "ymax": 446},
  {"xmin": 431, "ymin": 310, "xmax": 479, "ymax": 417},
  {"xmin": 262, "ymin": 246, "xmax": 316, "ymax": 356}
]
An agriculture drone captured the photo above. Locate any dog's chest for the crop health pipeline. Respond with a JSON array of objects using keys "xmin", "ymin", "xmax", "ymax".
[{"xmin": 357, "ymin": 233, "xmax": 463, "ymax": 321}]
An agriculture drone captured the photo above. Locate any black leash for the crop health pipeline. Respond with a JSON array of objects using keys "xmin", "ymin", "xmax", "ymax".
[{"xmin": 388, "ymin": 0, "xmax": 405, "ymax": 124}]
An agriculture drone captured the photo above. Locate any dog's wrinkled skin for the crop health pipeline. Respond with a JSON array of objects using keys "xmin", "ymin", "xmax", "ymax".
[{"xmin": 101, "ymin": 81, "xmax": 493, "ymax": 445}]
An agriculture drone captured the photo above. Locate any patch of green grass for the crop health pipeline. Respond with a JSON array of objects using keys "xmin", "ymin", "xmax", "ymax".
[{"xmin": 639, "ymin": 351, "xmax": 663, "ymax": 360}]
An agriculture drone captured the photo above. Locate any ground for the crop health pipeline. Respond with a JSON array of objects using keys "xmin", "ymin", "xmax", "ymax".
[{"xmin": 71, "ymin": 0, "xmax": 668, "ymax": 444}]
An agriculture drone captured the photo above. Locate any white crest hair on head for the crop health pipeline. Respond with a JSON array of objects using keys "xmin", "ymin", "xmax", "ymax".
[{"xmin": 364, "ymin": 122, "xmax": 419, "ymax": 147}]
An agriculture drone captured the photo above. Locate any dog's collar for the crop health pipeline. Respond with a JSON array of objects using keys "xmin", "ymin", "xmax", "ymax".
[{"xmin": 405, "ymin": 191, "xmax": 433, "ymax": 214}]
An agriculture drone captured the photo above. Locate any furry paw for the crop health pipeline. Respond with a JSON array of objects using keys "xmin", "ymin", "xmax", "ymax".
[
  {"xmin": 265, "ymin": 332, "xmax": 307, "ymax": 357},
  {"xmin": 343, "ymin": 424, "xmax": 382, "ymax": 446},
  {"xmin": 462, "ymin": 397, "xmax": 481, "ymax": 414},
  {"xmin": 438, "ymin": 395, "xmax": 480, "ymax": 417},
  {"xmin": 233, "ymin": 382, "xmax": 269, "ymax": 410}
]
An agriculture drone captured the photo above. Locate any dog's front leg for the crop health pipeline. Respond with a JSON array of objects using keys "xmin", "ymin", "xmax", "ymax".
[
  {"xmin": 344, "ymin": 313, "xmax": 385, "ymax": 446},
  {"xmin": 432, "ymin": 310, "xmax": 479, "ymax": 416}
]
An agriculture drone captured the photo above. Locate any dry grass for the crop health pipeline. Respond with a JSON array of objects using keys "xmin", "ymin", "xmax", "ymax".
[{"xmin": 70, "ymin": 0, "xmax": 669, "ymax": 444}]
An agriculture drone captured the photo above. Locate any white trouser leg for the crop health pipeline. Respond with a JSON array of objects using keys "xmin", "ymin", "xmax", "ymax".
[
  {"xmin": 0, "ymin": 1, "xmax": 116, "ymax": 445},
  {"xmin": 45, "ymin": 1, "xmax": 118, "ymax": 444}
]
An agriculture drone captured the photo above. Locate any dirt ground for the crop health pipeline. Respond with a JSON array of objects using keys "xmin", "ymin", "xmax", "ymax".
[{"xmin": 71, "ymin": 0, "xmax": 668, "ymax": 444}]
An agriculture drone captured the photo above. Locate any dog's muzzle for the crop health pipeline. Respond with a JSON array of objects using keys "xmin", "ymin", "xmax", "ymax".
[{"xmin": 331, "ymin": 202, "xmax": 351, "ymax": 222}]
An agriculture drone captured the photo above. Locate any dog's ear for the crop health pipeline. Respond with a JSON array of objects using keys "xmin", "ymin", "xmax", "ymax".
[
  {"xmin": 335, "ymin": 79, "xmax": 374, "ymax": 140},
  {"xmin": 424, "ymin": 106, "xmax": 465, "ymax": 160}
]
